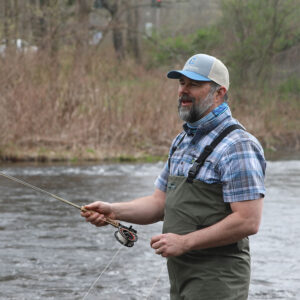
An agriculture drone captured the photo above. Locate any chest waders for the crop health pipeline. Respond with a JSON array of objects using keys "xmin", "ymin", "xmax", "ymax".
[{"xmin": 163, "ymin": 125, "xmax": 250, "ymax": 300}]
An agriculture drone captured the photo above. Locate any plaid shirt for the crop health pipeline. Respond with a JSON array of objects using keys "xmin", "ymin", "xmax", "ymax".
[{"xmin": 155, "ymin": 102, "xmax": 266, "ymax": 202}]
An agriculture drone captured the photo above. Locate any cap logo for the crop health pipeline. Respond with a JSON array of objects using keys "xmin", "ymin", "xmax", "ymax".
[{"xmin": 188, "ymin": 57, "xmax": 197, "ymax": 65}]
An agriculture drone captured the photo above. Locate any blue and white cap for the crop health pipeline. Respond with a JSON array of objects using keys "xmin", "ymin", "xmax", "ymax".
[{"xmin": 167, "ymin": 54, "xmax": 230, "ymax": 91}]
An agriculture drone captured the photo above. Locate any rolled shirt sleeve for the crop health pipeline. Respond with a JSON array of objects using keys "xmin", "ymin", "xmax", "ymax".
[{"xmin": 154, "ymin": 161, "xmax": 169, "ymax": 192}]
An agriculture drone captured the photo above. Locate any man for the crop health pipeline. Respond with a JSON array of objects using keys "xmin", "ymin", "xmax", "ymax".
[{"xmin": 81, "ymin": 53, "xmax": 266, "ymax": 299}]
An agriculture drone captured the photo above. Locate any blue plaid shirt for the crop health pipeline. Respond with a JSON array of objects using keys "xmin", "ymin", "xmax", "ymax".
[{"xmin": 155, "ymin": 102, "xmax": 266, "ymax": 202}]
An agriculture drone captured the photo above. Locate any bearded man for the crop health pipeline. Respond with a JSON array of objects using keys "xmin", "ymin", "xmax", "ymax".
[{"xmin": 81, "ymin": 54, "xmax": 266, "ymax": 300}]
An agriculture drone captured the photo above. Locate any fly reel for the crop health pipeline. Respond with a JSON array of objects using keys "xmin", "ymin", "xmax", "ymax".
[{"xmin": 114, "ymin": 225, "xmax": 138, "ymax": 247}]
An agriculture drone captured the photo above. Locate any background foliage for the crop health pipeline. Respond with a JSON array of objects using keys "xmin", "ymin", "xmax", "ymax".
[{"xmin": 0, "ymin": 0, "xmax": 299, "ymax": 161}]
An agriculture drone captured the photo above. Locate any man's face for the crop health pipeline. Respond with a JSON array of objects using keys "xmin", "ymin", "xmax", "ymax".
[{"xmin": 177, "ymin": 76, "xmax": 216, "ymax": 123}]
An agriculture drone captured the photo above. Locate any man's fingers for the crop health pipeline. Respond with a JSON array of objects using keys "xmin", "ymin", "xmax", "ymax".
[
  {"xmin": 80, "ymin": 201, "xmax": 113, "ymax": 227},
  {"xmin": 84, "ymin": 211, "xmax": 101, "ymax": 222},
  {"xmin": 82, "ymin": 202, "xmax": 101, "ymax": 212},
  {"xmin": 83, "ymin": 212, "xmax": 107, "ymax": 227},
  {"xmin": 81, "ymin": 208, "xmax": 94, "ymax": 215},
  {"xmin": 93, "ymin": 215, "xmax": 107, "ymax": 226},
  {"xmin": 86, "ymin": 212, "xmax": 99, "ymax": 222},
  {"xmin": 150, "ymin": 234, "xmax": 162, "ymax": 247},
  {"xmin": 151, "ymin": 233, "xmax": 185, "ymax": 257},
  {"xmin": 150, "ymin": 234, "xmax": 166, "ymax": 249},
  {"xmin": 155, "ymin": 249, "xmax": 162, "ymax": 255}
]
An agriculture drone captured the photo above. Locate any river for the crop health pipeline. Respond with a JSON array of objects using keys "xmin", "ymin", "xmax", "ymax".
[{"xmin": 0, "ymin": 160, "xmax": 299, "ymax": 300}]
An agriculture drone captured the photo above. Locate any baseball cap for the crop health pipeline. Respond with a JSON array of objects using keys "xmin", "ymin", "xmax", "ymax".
[{"xmin": 167, "ymin": 54, "xmax": 230, "ymax": 91}]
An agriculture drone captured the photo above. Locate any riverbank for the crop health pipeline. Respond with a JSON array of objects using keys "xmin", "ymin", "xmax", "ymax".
[
  {"xmin": 0, "ymin": 145, "xmax": 167, "ymax": 164},
  {"xmin": 1, "ymin": 140, "xmax": 299, "ymax": 164}
]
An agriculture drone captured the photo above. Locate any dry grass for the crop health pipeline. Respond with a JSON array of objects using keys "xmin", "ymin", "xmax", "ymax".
[
  {"xmin": 0, "ymin": 49, "xmax": 299, "ymax": 162},
  {"xmin": 0, "ymin": 49, "xmax": 181, "ymax": 161},
  {"xmin": 230, "ymin": 88, "xmax": 300, "ymax": 159}
]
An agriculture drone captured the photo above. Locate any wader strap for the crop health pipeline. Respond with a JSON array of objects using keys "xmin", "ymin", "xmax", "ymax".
[
  {"xmin": 187, "ymin": 124, "xmax": 244, "ymax": 183},
  {"xmin": 168, "ymin": 133, "xmax": 186, "ymax": 170}
]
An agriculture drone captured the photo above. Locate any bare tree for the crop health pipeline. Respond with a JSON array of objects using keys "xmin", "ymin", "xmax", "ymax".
[
  {"xmin": 126, "ymin": 0, "xmax": 141, "ymax": 62},
  {"xmin": 102, "ymin": 0, "xmax": 125, "ymax": 60},
  {"xmin": 3, "ymin": 0, "xmax": 12, "ymax": 46},
  {"xmin": 76, "ymin": 0, "xmax": 93, "ymax": 49},
  {"xmin": 220, "ymin": 0, "xmax": 299, "ymax": 85}
]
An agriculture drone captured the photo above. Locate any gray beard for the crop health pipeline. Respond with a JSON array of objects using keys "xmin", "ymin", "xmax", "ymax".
[{"xmin": 178, "ymin": 92, "xmax": 214, "ymax": 123}]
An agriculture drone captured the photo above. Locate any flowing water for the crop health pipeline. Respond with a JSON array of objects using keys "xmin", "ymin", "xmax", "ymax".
[{"xmin": 0, "ymin": 160, "xmax": 299, "ymax": 300}]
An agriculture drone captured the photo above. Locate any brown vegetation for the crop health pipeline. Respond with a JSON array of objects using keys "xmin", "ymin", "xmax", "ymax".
[
  {"xmin": 0, "ymin": 50, "xmax": 179, "ymax": 162},
  {"xmin": 0, "ymin": 49, "xmax": 299, "ymax": 163},
  {"xmin": 0, "ymin": 0, "xmax": 299, "ymax": 162}
]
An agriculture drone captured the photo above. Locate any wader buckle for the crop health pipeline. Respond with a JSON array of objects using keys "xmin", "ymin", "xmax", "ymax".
[
  {"xmin": 187, "ymin": 162, "xmax": 202, "ymax": 183},
  {"xmin": 187, "ymin": 145, "xmax": 214, "ymax": 183}
]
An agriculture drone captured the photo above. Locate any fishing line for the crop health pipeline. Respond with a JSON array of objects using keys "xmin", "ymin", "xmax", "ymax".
[
  {"xmin": 0, "ymin": 171, "xmax": 138, "ymax": 247},
  {"xmin": 82, "ymin": 244, "xmax": 123, "ymax": 300},
  {"xmin": 145, "ymin": 260, "xmax": 166, "ymax": 300}
]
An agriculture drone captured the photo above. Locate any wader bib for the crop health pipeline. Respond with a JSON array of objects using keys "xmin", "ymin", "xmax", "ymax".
[{"xmin": 163, "ymin": 125, "xmax": 250, "ymax": 300}]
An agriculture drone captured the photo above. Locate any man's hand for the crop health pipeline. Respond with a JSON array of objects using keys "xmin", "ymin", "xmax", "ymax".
[
  {"xmin": 80, "ymin": 201, "xmax": 116, "ymax": 227},
  {"xmin": 150, "ymin": 233, "xmax": 189, "ymax": 257}
]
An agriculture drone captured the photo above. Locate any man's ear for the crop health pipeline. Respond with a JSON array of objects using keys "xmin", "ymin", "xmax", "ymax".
[{"xmin": 216, "ymin": 86, "xmax": 227, "ymax": 100}]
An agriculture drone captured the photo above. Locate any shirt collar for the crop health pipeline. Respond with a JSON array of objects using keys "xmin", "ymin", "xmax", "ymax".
[{"xmin": 183, "ymin": 102, "xmax": 230, "ymax": 136}]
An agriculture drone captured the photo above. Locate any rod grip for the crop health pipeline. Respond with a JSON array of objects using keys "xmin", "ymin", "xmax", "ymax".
[{"xmin": 80, "ymin": 206, "xmax": 120, "ymax": 228}]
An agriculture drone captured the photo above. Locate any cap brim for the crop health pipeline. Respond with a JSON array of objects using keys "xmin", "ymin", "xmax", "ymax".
[{"xmin": 167, "ymin": 70, "xmax": 211, "ymax": 82}]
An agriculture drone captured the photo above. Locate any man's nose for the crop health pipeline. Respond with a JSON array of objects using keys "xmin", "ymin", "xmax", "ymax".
[{"xmin": 179, "ymin": 84, "xmax": 189, "ymax": 95}]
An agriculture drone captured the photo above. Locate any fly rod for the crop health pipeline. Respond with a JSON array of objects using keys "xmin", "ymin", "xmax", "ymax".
[{"xmin": 0, "ymin": 171, "xmax": 138, "ymax": 247}]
